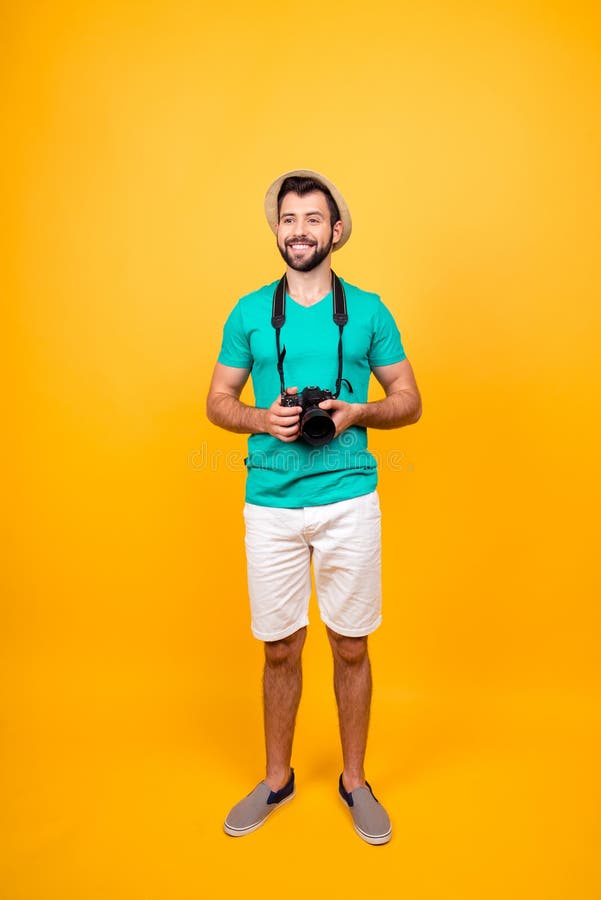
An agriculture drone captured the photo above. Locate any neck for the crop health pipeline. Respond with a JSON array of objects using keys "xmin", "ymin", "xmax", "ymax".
[{"xmin": 285, "ymin": 258, "xmax": 333, "ymax": 307}]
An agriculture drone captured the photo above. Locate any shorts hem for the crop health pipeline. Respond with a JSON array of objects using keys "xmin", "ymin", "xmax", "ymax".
[
  {"xmin": 320, "ymin": 613, "xmax": 382, "ymax": 638},
  {"xmin": 251, "ymin": 618, "xmax": 310, "ymax": 642}
]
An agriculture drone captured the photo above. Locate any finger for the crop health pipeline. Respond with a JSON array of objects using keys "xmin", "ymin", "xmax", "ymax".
[
  {"xmin": 276, "ymin": 427, "xmax": 300, "ymax": 441},
  {"xmin": 272, "ymin": 413, "xmax": 300, "ymax": 427},
  {"xmin": 275, "ymin": 388, "xmax": 300, "ymax": 407},
  {"xmin": 318, "ymin": 399, "xmax": 338, "ymax": 410},
  {"xmin": 269, "ymin": 416, "xmax": 299, "ymax": 432},
  {"xmin": 275, "ymin": 406, "xmax": 301, "ymax": 420}
]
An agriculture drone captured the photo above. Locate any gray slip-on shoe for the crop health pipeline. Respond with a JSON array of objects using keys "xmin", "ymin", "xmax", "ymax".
[
  {"xmin": 339, "ymin": 774, "xmax": 392, "ymax": 845},
  {"xmin": 224, "ymin": 769, "xmax": 295, "ymax": 837}
]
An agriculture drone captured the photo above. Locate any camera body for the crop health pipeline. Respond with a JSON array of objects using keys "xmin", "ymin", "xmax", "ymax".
[{"xmin": 281, "ymin": 386, "xmax": 336, "ymax": 446}]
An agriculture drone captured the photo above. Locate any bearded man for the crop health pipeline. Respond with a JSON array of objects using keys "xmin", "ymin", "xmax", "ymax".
[{"xmin": 207, "ymin": 169, "xmax": 421, "ymax": 844}]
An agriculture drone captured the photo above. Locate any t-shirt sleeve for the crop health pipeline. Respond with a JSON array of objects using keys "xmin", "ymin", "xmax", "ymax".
[
  {"xmin": 368, "ymin": 299, "xmax": 406, "ymax": 367},
  {"xmin": 217, "ymin": 301, "xmax": 253, "ymax": 369}
]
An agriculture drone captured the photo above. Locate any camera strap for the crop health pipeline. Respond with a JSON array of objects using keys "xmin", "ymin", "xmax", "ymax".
[{"xmin": 271, "ymin": 271, "xmax": 353, "ymax": 399}]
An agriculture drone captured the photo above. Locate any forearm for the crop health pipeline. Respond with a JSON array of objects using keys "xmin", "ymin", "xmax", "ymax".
[
  {"xmin": 207, "ymin": 392, "xmax": 268, "ymax": 435},
  {"xmin": 354, "ymin": 389, "xmax": 422, "ymax": 430}
]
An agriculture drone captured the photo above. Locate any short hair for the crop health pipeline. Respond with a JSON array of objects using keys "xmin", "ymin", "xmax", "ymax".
[{"xmin": 277, "ymin": 176, "xmax": 341, "ymax": 227}]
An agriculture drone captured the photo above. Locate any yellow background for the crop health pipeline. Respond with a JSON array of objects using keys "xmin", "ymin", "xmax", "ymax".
[{"xmin": 3, "ymin": 1, "xmax": 600, "ymax": 897}]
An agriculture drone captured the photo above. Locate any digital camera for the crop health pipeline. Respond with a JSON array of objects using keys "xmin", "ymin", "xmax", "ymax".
[{"xmin": 280, "ymin": 386, "xmax": 335, "ymax": 446}]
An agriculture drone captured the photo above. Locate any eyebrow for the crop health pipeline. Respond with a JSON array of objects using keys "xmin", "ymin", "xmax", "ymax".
[{"xmin": 280, "ymin": 209, "xmax": 325, "ymax": 217}]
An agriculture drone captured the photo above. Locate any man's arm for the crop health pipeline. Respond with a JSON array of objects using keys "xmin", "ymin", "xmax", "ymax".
[
  {"xmin": 206, "ymin": 363, "xmax": 263, "ymax": 434},
  {"xmin": 318, "ymin": 358, "xmax": 422, "ymax": 435},
  {"xmin": 206, "ymin": 363, "xmax": 302, "ymax": 442},
  {"xmin": 358, "ymin": 358, "xmax": 422, "ymax": 427}
]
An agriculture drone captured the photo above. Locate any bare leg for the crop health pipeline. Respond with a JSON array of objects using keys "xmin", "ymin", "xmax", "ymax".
[
  {"xmin": 263, "ymin": 626, "xmax": 306, "ymax": 791},
  {"xmin": 327, "ymin": 627, "xmax": 372, "ymax": 792}
]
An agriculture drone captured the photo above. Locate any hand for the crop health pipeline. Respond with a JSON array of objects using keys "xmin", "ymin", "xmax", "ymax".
[
  {"xmin": 318, "ymin": 398, "xmax": 361, "ymax": 437},
  {"xmin": 265, "ymin": 387, "xmax": 301, "ymax": 443}
]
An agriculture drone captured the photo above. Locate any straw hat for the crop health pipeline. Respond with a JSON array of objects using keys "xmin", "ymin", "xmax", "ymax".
[{"xmin": 264, "ymin": 169, "xmax": 352, "ymax": 251}]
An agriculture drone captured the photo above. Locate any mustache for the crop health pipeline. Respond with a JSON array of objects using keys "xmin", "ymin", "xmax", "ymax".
[{"xmin": 285, "ymin": 237, "xmax": 317, "ymax": 246}]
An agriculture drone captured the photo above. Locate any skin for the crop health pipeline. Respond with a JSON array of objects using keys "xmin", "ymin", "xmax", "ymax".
[
  {"xmin": 276, "ymin": 192, "xmax": 342, "ymax": 274},
  {"xmin": 207, "ymin": 190, "xmax": 422, "ymax": 793}
]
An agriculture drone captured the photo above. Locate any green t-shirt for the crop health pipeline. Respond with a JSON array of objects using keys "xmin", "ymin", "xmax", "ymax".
[{"xmin": 217, "ymin": 277, "xmax": 406, "ymax": 508}]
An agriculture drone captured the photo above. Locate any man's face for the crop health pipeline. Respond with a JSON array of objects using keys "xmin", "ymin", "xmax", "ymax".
[{"xmin": 276, "ymin": 191, "xmax": 343, "ymax": 272}]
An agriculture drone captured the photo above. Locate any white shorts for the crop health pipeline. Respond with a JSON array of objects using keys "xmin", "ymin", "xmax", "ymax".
[{"xmin": 243, "ymin": 491, "xmax": 382, "ymax": 642}]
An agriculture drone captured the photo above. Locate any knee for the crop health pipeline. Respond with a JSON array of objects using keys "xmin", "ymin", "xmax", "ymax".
[
  {"xmin": 264, "ymin": 627, "xmax": 306, "ymax": 667},
  {"xmin": 327, "ymin": 629, "xmax": 369, "ymax": 666}
]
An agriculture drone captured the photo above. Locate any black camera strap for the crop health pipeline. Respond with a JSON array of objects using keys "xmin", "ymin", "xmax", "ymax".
[{"xmin": 271, "ymin": 271, "xmax": 353, "ymax": 399}]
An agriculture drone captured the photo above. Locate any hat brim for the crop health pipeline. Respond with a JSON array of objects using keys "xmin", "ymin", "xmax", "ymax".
[{"xmin": 264, "ymin": 169, "xmax": 352, "ymax": 252}]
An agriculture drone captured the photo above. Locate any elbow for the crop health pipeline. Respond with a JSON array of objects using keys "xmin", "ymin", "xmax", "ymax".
[
  {"xmin": 206, "ymin": 393, "xmax": 219, "ymax": 426},
  {"xmin": 410, "ymin": 396, "xmax": 422, "ymax": 425}
]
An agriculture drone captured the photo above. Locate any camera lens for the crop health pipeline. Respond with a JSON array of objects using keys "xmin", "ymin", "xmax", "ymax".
[{"xmin": 301, "ymin": 408, "xmax": 336, "ymax": 446}]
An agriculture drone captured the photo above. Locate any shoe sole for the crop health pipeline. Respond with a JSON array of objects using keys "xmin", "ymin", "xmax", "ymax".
[
  {"xmin": 339, "ymin": 794, "xmax": 392, "ymax": 845},
  {"xmin": 223, "ymin": 789, "xmax": 296, "ymax": 837}
]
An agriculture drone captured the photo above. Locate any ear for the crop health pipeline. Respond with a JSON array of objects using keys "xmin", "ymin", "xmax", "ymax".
[{"xmin": 332, "ymin": 219, "xmax": 344, "ymax": 247}]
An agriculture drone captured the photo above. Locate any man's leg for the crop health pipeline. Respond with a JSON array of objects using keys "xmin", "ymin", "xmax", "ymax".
[
  {"xmin": 327, "ymin": 625, "xmax": 391, "ymax": 844},
  {"xmin": 223, "ymin": 625, "xmax": 305, "ymax": 836},
  {"xmin": 310, "ymin": 492, "xmax": 382, "ymax": 792},
  {"xmin": 224, "ymin": 504, "xmax": 310, "ymax": 837},
  {"xmin": 264, "ymin": 626, "xmax": 306, "ymax": 790},
  {"xmin": 326, "ymin": 627, "xmax": 371, "ymax": 791},
  {"xmin": 310, "ymin": 493, "xmax": 390, "ymax": 843}
]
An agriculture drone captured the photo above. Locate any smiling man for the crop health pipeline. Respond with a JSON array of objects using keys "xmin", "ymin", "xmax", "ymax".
[
  {"xmin": 206, "ymin": 169, "xmax": 421, "ymax": 844},
  {"xmin": 278, "ymin": 191, "xmax": 340, "ymax": 272}
]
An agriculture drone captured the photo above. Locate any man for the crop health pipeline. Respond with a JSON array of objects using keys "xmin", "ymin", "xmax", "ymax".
[{"xmin": 206, "ymin": 169, "xmax": 421, "ymax": 845}]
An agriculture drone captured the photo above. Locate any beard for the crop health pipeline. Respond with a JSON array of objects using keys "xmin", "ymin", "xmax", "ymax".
[{"xmin": 277, "ymin": 231, "xmax": 334, "ymax": 272}]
